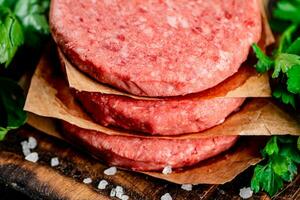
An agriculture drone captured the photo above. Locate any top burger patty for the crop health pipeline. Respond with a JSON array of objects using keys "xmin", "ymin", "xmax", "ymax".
[{"xmin": 50, "ymin": 0, "xmax": 261, "ymax": 97}]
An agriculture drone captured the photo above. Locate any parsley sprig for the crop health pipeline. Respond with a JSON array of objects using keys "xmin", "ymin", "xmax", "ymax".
[
  {"xmin": 251, "ymin": 136, "xmax": 300, "ymax": 196},
  {"xmin": 251, "ymin": 0, "xmax": 300, "ymax": 197},
  {"xmin": 252, "ymin": 23, "xmax": 300, "ymax": 108},
  {"xmin": 0, "ymin": 0, "xmax": 50, "ymax": 140}
]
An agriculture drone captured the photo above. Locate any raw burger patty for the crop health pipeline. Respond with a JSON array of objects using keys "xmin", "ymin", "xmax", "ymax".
[
  {"xmin": 61, "ymin": 122, "xmax": 238, "ymax": 171},
  {"xmin": 75, "ymin": 91, "xmax": 245, "ymax": 135},
  {"xmin": 50, "ymin": 0, "xmax": 262, "ymax": 97}
]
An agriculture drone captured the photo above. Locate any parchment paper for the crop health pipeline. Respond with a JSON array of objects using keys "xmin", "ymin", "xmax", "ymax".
[
  {"xmin": 61, "ymin": 51, "xmax": 271, "ymax": 100},
  {"xmin": 24, "ymin": 50, "xmax": 300, "ymax": 140}
]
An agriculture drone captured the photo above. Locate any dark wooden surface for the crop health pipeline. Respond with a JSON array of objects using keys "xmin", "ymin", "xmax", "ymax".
[{"xmin": 0, "ymin": 125, "xmax": 299, "ymax": 200}]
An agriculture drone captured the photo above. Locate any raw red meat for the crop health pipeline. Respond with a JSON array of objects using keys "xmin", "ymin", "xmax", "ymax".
[
  {"xmin": 50, "ymin": 0, "xmax": 262, "ymax": 96},
  {"xmin": 75, "ymin": 91, "xmax": 245, "ymax": 135},
  {"xmin": 61, "ymin": 122, "xmax": 238, "ymax": 171}
]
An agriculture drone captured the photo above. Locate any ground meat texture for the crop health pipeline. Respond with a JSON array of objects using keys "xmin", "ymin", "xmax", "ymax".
[
  {"xmin": 61, "ymin": 122, "xmax": 239, "ymax": 171},
  {"xmin": 75, "ymin": 91, "xmax": 245, "ymax": 135},
  {"xmin": 50, "ymin": 0, "xmax": 262, "ymax": 97}
]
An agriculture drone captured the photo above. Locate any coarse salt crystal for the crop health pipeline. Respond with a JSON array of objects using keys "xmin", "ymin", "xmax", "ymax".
[
  {"xmin": 120, "ymin": 194, "xmax": 129, "ymax": 200},
  {"xmin": 104, "ymin": 166, "xmax": 117, "ymax": 176},
  {"xmin": 181, "ymin": 184, "xmax": 193, "ymax": 191},
  {"xmin": 110, "ymin": 188, "xmax": 116, "ymax": 197},
  {"xmin": 83, "ymin": 177, "xmax": 92, "ymax": 184},
  {"xmin": 25, "ymin": 152, "xmax": 39, "ymax": 163},
  {"xmin": 115, "ymin": 186, "xmax": 124, "ymax": 198},
  {"xmin": 239, "ymin": 187, "xmax": 253, "ymax": 199},
  {"xmin": 97, "ymin": 180, "xmax": 108, "ymax": 190},
  {"xmin": 162, "ymin": 166, "xmax": 172, "ymax": 175},
  {"xmin": 21, "ymin": 141, "xmax": 31, "ymax": 156},
  {"xmin": 51, "ymin": 157, "xmax": 59, "ymax": 167},
  {"xmin": 28, "ymin": 136, "xmax": 37, "ymax": 149},
  {"xmin": 161, "ymin": 193, "xmax": 172, "ymax": 200}
]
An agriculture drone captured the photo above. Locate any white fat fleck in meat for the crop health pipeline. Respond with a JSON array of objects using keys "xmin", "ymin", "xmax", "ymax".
[
  {"xmin": 103, "ymin": 0, "xmax": 115, "ymax": 6},
  {"xmin": 215, "ymin": 50, "xmax": 231, "ymax": 71},
  {"xmin": 120, "ymin": 45, "xmax": 129, "ymax": 58},
  {"xmin": 165, "ymin": 0, "xmax": 174, "ymax": 9},
  {"xmin": 163, "ymin": 31, "xmax": 173, "ymax": 38},
  {"xmin": 166, "ymin": 16, "xmax": 178, "ymax": 28},
  {"xmin": 143, "ymin": 27, "xmax": 154, "ymax": 37},
  {"xmin": 178, "ymin": 17, "xmax": 189, "ymax": 29},
  {"xmin": 138, "ymin": 17, "xmax": 147, "ymax": 23}
]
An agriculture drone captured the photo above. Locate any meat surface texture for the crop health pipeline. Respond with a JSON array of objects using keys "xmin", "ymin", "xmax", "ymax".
[
  {"xmin": 50, "ymin": 0, "xmax": 262, "ymax": 97},
  {"xmin": 61, "ymin": 122, "xmax": 238, "ymax": 171},
  {"xmin": 76, "ymin": 91, "xmax": 245, "ymax": 135}
]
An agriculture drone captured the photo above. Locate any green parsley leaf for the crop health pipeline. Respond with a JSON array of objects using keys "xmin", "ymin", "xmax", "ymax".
[
  {"xmin": 279, "ymin": 144, "xmax": 300, "ymax": 164},
  {"xmin": 251, "ymin": 164, "xmax": 284, "ymax": 196},
  {"xmin": 297, "ymin": 137, "xmax": 300, "ymax": 151},
  {"xmin": 0, "ymin": 0, "xmax": 16, "ymax": 8},
  {"xmin": 273, "ymin": 0, "xmax": 300, "ymax": 23},
  {"xmin": 277, "ymin": 24, "xmax": 299, "ymax": 54},
  {"xmin": 286, "ymin": 37, "xmax": 300, "ymax": 55},
  {"xmin": 0, "ymin": 77, "xmax": 27, "ymax": 140},
  {"xmin": 14, "ymin": 0, "xmax": 50, "ymax": 47},
  {"xmin": 273, "ymin": 85, "xmax": 296, "ymax": 108},
  {"xmin": 251, "ymin": 136, "xmax": 300, "ymax": 196},
  {"xmin": 0, "ymin": 6, "xmax": 24, "ymax": 67},
  {"xmin": 252, "ymin": 44, "xmax": 274, "ymax": 73},
  {"xmin": 264, "ymin": 136, "xmax": 279, "ymax": 156},
  {"xmin": 273, "ymin": 53, "xmax": 300, "ymax": 78},
  {"xmin": 286, "ymin": 65, "xmax": 300, "ymax": 94}
]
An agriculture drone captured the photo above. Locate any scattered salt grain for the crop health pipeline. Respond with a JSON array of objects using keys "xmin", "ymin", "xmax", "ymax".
[
  {"xmin": 120, "ymin": 194, "xmax": 129, "ymax": 200},
  {"xmin": 161, "ymin": 193, "xmax": 172, "ymax": 200},
  {"xmin": 97, "ymin": 179, "xmax": 109, "ymax": 190},
  {"xmin": 110, "ymin": 188, "xmax": 116, "ymax": 197},
  {"xmin": 239, "ymin": 187, "xmax": 253, "ymax": 199},
  {"xmin": 25, "ymin": 152, "xmax": 39, "ymax": 163},
  {"xmin": 181, "ymin": 184, "xmax": 193, "ymax": 191},
  {"xmin": 28, "ymin": 136, "xmax": 37, "ymax": 149},
  {"xmin": 83, "ymin": 177, "xmax": 92, "ymax": 184},
  {"xmin": 115, "ymin": 186, "xmax": 124, "ymax": 198},
  {"xmin": 162, "ymin": 166, "xmax": 172, "ymax": 175},
  {"xmin": 104, "ymin": 166, "xmax": 117, "ymax": 176},
  {"xmin": 21, "ymin": 141, "xmax": 31, "ymax": 156},
  {"xmin": 51, "ymin": 157, "xmax": 59, "ymax": 167}
]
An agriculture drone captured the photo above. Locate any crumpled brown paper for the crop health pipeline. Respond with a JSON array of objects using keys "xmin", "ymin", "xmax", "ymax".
[
  {"xmin": 61, "ymin": 51, "xmax": 271, "ymax": 100},
  {"xmin": 24, "ymin": 50, "xmax": 300, "ymax": 139}
]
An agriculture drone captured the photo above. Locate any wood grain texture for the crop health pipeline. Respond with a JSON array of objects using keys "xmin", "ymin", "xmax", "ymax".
[{"xmin": 0, "ymin": 126, "xmax": 299, "ymax": 200}]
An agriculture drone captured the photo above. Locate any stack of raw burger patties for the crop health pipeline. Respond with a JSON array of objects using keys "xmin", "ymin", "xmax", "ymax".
[{"xmin": 50, "ymin": 0, "xmax": 262, "ymax": 171}]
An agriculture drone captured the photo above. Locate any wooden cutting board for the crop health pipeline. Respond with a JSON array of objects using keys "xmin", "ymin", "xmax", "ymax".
[{"xmin": 0, "ymin": 125, "xmax": 299, "ymax": 200}]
